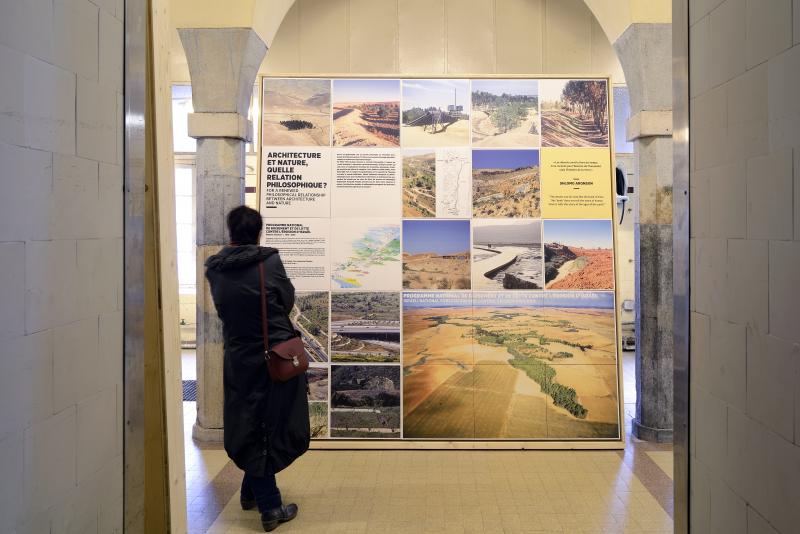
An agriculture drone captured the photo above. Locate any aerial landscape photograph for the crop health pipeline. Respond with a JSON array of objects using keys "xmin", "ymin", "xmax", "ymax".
[
  {"xmin": 544, "ymin": 220, "xmax": 614, "ymax": 289},
  {"xmin": 540, "ymin": 79, "xmax": 609, "ymax": 148},
  {"xmin": 402, "ymin": 219, "xmax": 471, "ymax": 290},
  {"xmin": 402, "ymin": 149, "xmax": 436, "ymax": 217},
  {"xmin": 309, "ymin": 402, "xmax": 328, "ymax": 439},
  {"xmin": 472, "ymin": 219, "xmax": 543, "ymax": 290},
  {"xmin": 331, "ymin": 218, "xmax": 401, "ymax": 290},
  {"xmin": 471, "ymin": 79, "xmax": 540, "ymax": 148},
  {"xmin": 262, "ymin": 78, "xmax": 331, "ymax": 146},
  {"xmin": 330, "ymin": 365, "xmax": 401, "ymax": 438},
  {"xmin": 332, "ymin": 79, "xmax": 400, "ymax": 147},
  {"xmin": 330, "ymin": 292, "xmax": 401, "ymax": 362},
  {"xmin": 291, "ymin": 291, "xmax": 329, "ymax": 362},
  {"xmin": 472, "ymin": 149, "xmax": 541, "ymax": 218},
  {"xmin": 307, "ymin": 366, "xmax": 329, "ymax": 402},
  {"xmin": 401, "ymin": 79, "xmax": 470, "ymax": 147},
  {"xmin": 402, "ymin": 291, "xmax": 619, "ymax": 439}
]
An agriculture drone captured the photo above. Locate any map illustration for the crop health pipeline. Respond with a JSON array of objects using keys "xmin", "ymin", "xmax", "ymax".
[
  {"xmin": 435, "ymin": 148, "xmax": 471, "ymax": 218},
  {"xmin": 331, "ymin": 220, "xmax": 401, "ymax": 289}
]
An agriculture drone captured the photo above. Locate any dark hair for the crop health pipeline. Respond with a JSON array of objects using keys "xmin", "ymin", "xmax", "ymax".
[{"xmin": 226, "ymin": 206, "xmax": 262, "ymax": 245}]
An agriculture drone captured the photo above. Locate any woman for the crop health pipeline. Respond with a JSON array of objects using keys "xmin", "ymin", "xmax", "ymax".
[{"xmin": 205, "ymin": 205, "xmax": 310, "ymax": 532}]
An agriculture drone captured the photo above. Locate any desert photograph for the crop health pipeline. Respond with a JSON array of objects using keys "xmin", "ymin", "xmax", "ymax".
[
  {"xmin": 540, "ymin": 79, "xmax": 609, "ymax": 147},
  {"xmin": 291, "ymin": 291, "xmax": 329, "ymax": 362},
  {"xmin": 402, "ymin": 291, "xmax": 619, "ymax": 439},
  {"xmin": 307, "ymin": 366, "xmax": 329, "ymax": 402},
  {"xmin": 401, "ymin": 80, "xmax": 470, "ymax": 147},
  {"xmin": 402, "ymin": 219, "xmax": 471, "ymax": 290},
  {"xmin": 471, "ymin": 79, "xmax": 540, "ymax": 148},
  {"xmin": 472, "ymin": 149, "xmax": 540, "ymax": 218},
  {"xmin": 402, "ymin": 149, "xmax": 436, "ymax": 217},
  {"xmin": 332, "ymin": 79, "xmax": 400, "ymax": 147},
  {"xmin": 330, "ymin": 365, "xmax": 401, "ymax": 438},
  {"xmin": 330, "ymin": 292, "xmax": 400, "ymax": 363},
  {"xmin": 262, "ymin": 78, "xmax": 331, "ymax": 146},
  {"xmin": 472, "ymin": 219, "xmax": 543, "ymax": 290},
  {"xmin": 544, "ymin": 220, "xmax": 614, "ymax": 290}
]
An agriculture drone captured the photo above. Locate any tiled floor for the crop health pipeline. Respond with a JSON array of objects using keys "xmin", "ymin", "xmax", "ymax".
[{"xmin": 183, "ymin": 350, "xmax": 674, "ymax": 533}]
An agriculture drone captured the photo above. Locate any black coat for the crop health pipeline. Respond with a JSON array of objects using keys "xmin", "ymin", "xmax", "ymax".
[{"xmin": 205, "ymin": 245, "xmax": 310, "ymax": 475}]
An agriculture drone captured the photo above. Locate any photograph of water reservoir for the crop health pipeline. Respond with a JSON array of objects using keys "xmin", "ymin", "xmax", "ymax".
[
  {"xmin": 472, "ymin": 219, "xmax": 543, "ymax": 290},
  {"xmin": 330, "ymin": 292, "xmax": 401, "ymax": 363}
]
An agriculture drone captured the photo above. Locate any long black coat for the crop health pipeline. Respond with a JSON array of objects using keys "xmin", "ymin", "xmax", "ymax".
[{"xmin": 205, "ymin": 245, "xmax": 310, "ymax": 475}]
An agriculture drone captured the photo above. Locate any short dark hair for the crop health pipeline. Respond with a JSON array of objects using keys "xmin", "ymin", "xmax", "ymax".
[{"xmin": 227, "ymin": 206, "xmax": 262, "ymax": 245}]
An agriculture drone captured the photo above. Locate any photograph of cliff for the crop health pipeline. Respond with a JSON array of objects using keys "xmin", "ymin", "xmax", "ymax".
[{"xmin": 543, "ymin": 220, "xmax": 614, "ymax": 290}]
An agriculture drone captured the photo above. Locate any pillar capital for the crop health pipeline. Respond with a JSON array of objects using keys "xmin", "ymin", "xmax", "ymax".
[
  {"xmin": 188, "ymin": 112, "xmax": 252, "ymax": 141},
  {"xmin": 613, "ymin": 23, "xmax": 672, "ymax": 115},
  {"xmin": 626, "ymin": 110, "xmax": 672, "ymax": 141},
  {"xmin": 178, "ymin": 27, "xmax": 267, "ymax": 115}
]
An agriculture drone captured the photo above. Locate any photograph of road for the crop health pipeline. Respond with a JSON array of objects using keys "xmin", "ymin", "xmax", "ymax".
[
  {"xmin": 472, "ymin": 219, "xmax": 543, "ymax": 290},
  {"xmin": 262, "ymin": 78, "xmax": 331, "ymax": 146},
  {"xmin": 540, "ymin": 79, "xmax": 608, "ymax": 147},
  {"xmin": 330, "ymin": 292, "xmax": 400, "ymax": 363},
  {"xmin": 401, "ymin": 80, "xmax": 470, "ymax": 147},
  {"xmin": 402, "ymin": 219, "xmax": 471, "ymax": 290},
  {"xmin": 291, "ymin": 291, "xmax": 329, "ymax": 362},
  {"xmin": 330, "ymin": 365, "xmax": 401, "ymax": 438},
  {"xmin": 332, "ymin": 79, "xmax": 400, "ymax": 147},
  {"xmin": 402, "ymin": 291, "xmax": 619, "ymax": 439},
  {"xmin": 402, "ymin": 149, "xmax": 436, "ymax": 217},
  {"xmin": 544, "ymin": 220, "xmax": 614, "ymax": 290},
  {"xmin": 472, "ymin": 149, "xmax": 540, "ymax": 218},
  {"xmin": 471, "ymin": 79, "xmax": 540, "ymax": 147}
]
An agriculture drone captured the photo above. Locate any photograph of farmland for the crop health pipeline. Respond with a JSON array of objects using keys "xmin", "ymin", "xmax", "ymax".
[
  {"xmin": 540, "ymin": 79, "xmax": 608, "ymax": 147},
  {"xmin": 544, "ymin": 220, "xmax": 614, "ymax": 290},
  {"xmin": 307, "ymin": 367, "xmax": 328, "ymax": 402},
  {"xmin": 472, "ymin": 219, "xmax": 543, "ymax": 290},
  {"xmin": 471, "ymin": 79, "xmax": 540, "ymax": 147},
  {"xmin": 402, "ymin": 150, "xmax": 436, "ymax": 217},
  {"xmin": 472, "ymin": 149, "xmax": 540, "ymax": 218},
  {"xmin": 332, "ymin": 79, "xmax": 400, "ymax": 147},
  {"xmin": 402, "ymin": 80, "xmax": 470, "ymax": 147},
  {"xmin": 330, "ymin": 292, "xmax": 400, "ymax": 363},
  {"xmin": 291, "ymin": 291, "xmax": 329, "ymax": 362},
  {"xmin": 402, "ymin": 291, "xmax": 619, "ymax": 439},
  {"xmin": 331, "ymin": 219, "xmax": 401, "ymax": 290},
  {"xmin": 330, "ymin": 365, "xmax": 401, "ymax": 438},
  {"xmin": 309, "ymin": 401, "xmax": 328, "ymax": 438},
  {"xmin": 402, "ymin": 220, "xmax": 471, "ymax": 290},
  {"xmin": 262, "ymin": 78, "xmax": 331, "ymax": 146}
]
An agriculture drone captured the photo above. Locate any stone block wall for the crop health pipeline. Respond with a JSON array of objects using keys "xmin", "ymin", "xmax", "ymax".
[
  {"xmin": 0, "ymin": 0, "xmax": 124, "ymax": 531},
  {"xmin": 689, "ymin": 0, "xmax": 800, "ymax": 532}
]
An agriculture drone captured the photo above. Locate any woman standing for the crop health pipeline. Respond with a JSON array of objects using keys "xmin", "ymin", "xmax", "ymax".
[{"xmin": 205, "ymin": 205, "xmax": 310, "ymax": 532}]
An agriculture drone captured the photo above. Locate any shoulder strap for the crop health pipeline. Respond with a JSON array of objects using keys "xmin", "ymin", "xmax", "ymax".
[{"xmin": 258, "ymin": 261, "xmax": 269, "ymax": 353}]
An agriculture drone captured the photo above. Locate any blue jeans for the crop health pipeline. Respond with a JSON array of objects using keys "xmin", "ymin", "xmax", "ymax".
[{"xmin": 241, "ymin": 471, "xmax": 282, "ymax": 513}]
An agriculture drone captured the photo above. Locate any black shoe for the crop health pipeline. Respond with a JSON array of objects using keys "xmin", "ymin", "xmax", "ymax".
[
  {"xmin": 261, "ymin": 503, "xmax": 298, "ymax": 532},
  {"xmin": 241, "ymin": 498, "xmax": 257, "ymax": 511}
]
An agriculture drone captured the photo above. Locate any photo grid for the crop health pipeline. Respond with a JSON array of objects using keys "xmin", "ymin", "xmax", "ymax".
[{"xmin": 259, "ymin": 77, "xmax": 619, "ymax": 441}]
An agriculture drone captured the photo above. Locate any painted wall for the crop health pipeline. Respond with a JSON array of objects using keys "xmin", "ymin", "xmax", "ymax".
[
  {"xmin": 689, "ymin": 0, "xmax": 800, "ymax": 532},
  {"xmin": 0, "ymin": 0, "xmax": 124, "ymax": 531}
]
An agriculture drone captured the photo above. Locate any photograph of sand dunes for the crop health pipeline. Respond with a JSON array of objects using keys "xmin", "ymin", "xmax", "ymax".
[
  {"xmin": 401, "ymin": 80, "xmax": 470, "ymax": 147},
  {"xmin": 402, "ymin": 291, "xmax": 619, "ymax": 439},
  {"xmin": 471, "ymin": 79, "xmax": 540, "ymax": 148},
  {"xmin": 540, "ymin": 79, "xmax": 608, "ymax": 147},
  {"xmin": 472, "ymin": 149, "xmax": 540, "ymax": 218},
  {"xmin": 332, "ymin": 79, "xmax": 400, "ymax": 147},
  {"xmin": 472, "ymin": 219, "xmax": 543, "ymax": 290},
  {"xmin": 402, "ymin": 219, "xmax": 471, "ymax": 290},
  {"xmin": 262, "ymin": 78, "xmax": 331, "ymax": 146},
  {"xmin": 544, "ymin": 220, "xmax": 614, "ymax": 290},
  {"xmin": 330, "ymin": 292, "xmax": 400, "ymax": 363},
  {"xmin": 330, "ymin": 365, "xmax": 401, "ymax": 438}
]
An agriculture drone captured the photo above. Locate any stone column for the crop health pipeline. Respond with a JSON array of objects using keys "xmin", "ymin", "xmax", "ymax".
[
  {"xmin": 614, "ymin": 23, "xmax": 674, "ymax": 442},
  {"xmin": 179, "ymin": 28, "xmax": 267, "ymax": 441}
]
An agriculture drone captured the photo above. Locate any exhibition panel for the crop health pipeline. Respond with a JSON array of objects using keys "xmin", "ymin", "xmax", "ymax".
[{"xmin": 258, "ymin": 75, "xmax": 621, "ymax": 447}]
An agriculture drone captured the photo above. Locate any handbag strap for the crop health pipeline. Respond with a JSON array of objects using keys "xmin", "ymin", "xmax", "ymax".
[{"xmin": 258, "ymin": 261, "xmax": 269, "ymax": 354}]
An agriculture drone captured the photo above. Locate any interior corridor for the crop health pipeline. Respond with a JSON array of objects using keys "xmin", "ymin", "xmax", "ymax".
[{"xmin": 183, "ymin": 353, "xmax": 674, "ymax": 534}]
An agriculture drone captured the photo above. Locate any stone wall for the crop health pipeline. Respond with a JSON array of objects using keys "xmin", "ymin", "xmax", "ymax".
[
  {"xmin": 689, "ymin": 0, "xmax": 800, "ymax": 531},
  {"xmin": 0, "ymin": 0, "xmax": 124, "ymax": 531}
]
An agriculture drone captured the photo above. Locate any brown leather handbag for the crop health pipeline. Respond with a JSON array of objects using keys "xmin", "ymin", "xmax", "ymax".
[{"xmin": 258, "ymin": 261, "xmax": 309, "ymax": 382}]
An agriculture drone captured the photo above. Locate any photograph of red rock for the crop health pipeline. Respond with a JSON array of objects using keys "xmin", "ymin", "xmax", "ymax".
[{"xmin": 543, "ymin": 220, "xmax": 614, "ymax": 290}]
